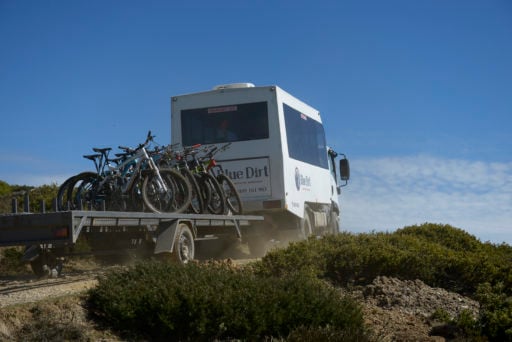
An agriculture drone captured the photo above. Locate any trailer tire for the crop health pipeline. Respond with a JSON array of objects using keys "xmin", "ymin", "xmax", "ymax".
[
  {"xmin": 27, "ymin": 247, "xmax": 62, "ymax": 278},
  {"xmin": 171, "ymin": 223, "xmax": 195, "ymax": 264}
]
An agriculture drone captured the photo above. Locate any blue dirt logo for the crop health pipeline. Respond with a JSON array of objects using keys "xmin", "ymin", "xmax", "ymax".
[{"xmin": 295, "ymin": 167, "xmax": 311, "ymax": 191}]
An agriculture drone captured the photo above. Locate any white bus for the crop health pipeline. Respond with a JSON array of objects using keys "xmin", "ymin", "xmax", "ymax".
[{"xmin": 171, "ymin": 83, "xmax": 349, "ymax": 256}]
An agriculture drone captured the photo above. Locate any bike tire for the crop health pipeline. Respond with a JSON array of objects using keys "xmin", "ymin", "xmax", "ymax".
[
  {"xmin": 201, "ymin": 173, "xmax": 226, "ymax": 215},
  {"xmin": 181, "ymin": 168, "xmax": 204, "ymax": 214},
  {"xmin": 196, "ymin": 173, "xmax": 211, "ymax": 211},
  {"xmin": 216, "ymin": 174, "xmax": 243, "ymax": 215},
  {"xmin": 58, "ymin": 172, "xmax": 99, "ymax": 210},
  {"xmin": 142, "ymin": 169, "xmax": 191, "ymax": 214},
  {"xmin": 74, "ymin": 173, "xmax": 104, "ymax": 211},
  {"xmin": 128, "ymin": 178, "xmax": 145, "ymax": 212},
  {"xmin": 57, "ymin": 175, "xmax": 77, "ymax": 211}
]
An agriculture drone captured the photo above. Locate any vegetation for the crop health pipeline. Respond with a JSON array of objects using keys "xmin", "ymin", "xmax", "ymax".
[
  {"xmin": 88, "ymin": 261, "xmax": 368, "ymax": 341},
  {"xmin": 0, "ymin": 180, "xmax": 59, "ymax": 213},
  {"xmin": 0, "ymin": 181, "xmax": 61, "ymax": 276},
  {"xmin": 256, "ymin": 224, "xmax": 512, "ymax": 295},
  {"xmin": 476, "ymin": 282, "xmax": 512, "ymax": 340},
  {"xmin": 256, "ymin": 223, "xmax": 512, "ymax": 341},
  {"xmin": 1, "ymin": 180, "xmax": 511, "ymax": 340},
  {"xmin": 87, "ymin": 223, "xmax": 512, "ymax": 341},
  {"xmin": 0, "ymin": 247, "xmax": 28, "ymax": 275}
]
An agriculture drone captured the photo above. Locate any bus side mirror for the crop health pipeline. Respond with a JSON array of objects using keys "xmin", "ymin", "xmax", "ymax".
[{"xmin": 339, "ymin": 158, "xmax": 350, "ymax": 182}]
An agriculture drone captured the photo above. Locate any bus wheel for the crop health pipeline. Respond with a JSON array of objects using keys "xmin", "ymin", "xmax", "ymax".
[
  {"xmin": 329, "ymin": 211, "xmax": 340, "ymax": 234},
  {"xmin": 299, "ymin": 211, "xmax": 312, "ymax": 239}
]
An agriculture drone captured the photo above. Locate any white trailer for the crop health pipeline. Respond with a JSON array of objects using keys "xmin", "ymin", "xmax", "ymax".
[{"xmin": 171, "ymin": 83, "xmax": 349, "ymax": 256}]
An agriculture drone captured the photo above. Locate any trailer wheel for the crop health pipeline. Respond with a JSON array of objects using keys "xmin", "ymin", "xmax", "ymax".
[
  {"xmin": 27, "ymin": 246, "xmax": 62, "ymax": 278},
  {"xmin": 171, "ymin": 223, "xmax": 195, "ymax": 264}
]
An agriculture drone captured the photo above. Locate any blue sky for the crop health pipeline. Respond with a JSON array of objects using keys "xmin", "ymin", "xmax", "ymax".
[{"xmin": 1, "ymin": 1, "xmax": 511, "ymax": 244}]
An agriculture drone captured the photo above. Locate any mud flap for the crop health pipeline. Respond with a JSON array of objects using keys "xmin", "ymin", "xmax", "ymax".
[{"xmin": 154, "ymin": 220, "xmax": 180, "ymax": 254}]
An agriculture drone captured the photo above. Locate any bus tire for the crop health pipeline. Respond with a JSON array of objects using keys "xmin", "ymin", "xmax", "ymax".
[{"xmin": 299, "ymin": 210, "xmax": 312, "ymax": 239}]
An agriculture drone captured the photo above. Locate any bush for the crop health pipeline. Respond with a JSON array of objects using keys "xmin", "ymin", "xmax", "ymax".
[
  {"xmin": 88, "ymin": 261, "xmax": 368, "ymax": 341},
  {"xmin": 476, "ymin": 282, "xmax": 512, "ymax": 341},
  {"xmin": 396, "ymin": 223, "xmax": 482, "ymax": 252},
  {"xmin": 0, "ymin": 182, "xmax": 59, "ymax": 214},
  {"xmin": 257, "ymin": 224, "xmax": 511, "ymax": 296},
  {"xmin": 430, "ymin": 308, "xmax": 482, "ymax": 340},
  {"xmin": 0, "ymin": 247, "xmax": 29, "ymax": 275},
  {"xmin": 257, "ymin": 223, "xmax": 512, "ymax": 340}
]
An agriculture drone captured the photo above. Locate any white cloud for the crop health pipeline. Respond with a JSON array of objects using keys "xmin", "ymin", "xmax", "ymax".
[{"xmin": 340, "ymin": 156, "xmax": 512, "ymax": 245}]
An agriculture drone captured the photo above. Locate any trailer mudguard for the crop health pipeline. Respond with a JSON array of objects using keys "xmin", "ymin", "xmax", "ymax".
[{"xmin": 154, "ymin": 220, "xmax": 180, "ymax": 254}]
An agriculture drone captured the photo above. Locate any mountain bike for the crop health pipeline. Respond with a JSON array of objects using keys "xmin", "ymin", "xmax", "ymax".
[
  {"xmin": 184, "ymin": 144, "xmax": 227, "ymax": 215},
  {"xmin": 61, "ymin": 132, "xmax": 191, "ymax": 213},
  {"xmin": 156, "ymin": 143, "xmax": 205, "ymax": 215},
  {"xmin": 197, "ymin": 143, "xmax": 243, "ymax": 215},
  {"xmin": 56, "ymin": 147, "xmax": 114, "ymax": 211}
]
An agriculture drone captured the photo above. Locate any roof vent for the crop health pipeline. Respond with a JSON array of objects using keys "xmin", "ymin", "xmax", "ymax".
[{"xmin": 213, "ymin": 83, "xmax": 255, "ymax": 90}]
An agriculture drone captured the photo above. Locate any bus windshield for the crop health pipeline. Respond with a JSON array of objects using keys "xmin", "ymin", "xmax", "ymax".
[{"xmin": 181, "ymin": 101, "xmax": 269, "ymax": 146}]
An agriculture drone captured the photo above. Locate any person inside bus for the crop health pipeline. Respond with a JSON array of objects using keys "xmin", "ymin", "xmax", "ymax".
[{"xmin": 216, "ymin": 119, "xmax": 238, "ymax": 142}]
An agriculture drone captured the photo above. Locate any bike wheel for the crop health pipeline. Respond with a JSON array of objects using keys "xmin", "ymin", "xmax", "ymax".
[
  {"xmin": 216, "ymin": 174, "xmax": 243, "ymax": 215},
  {"xmin": 74, "ymin": 173, "xmax": 104, "ymax": 210},
  {"xmin": 57, "ymin": 175, "xmax": 77, "ymax": 211},
  {"xmin": 201, "ymin": 173, "xmax": 226, "ymax": 215},
  {"xmin": 128, "ymin": 178, "xmax": 145, "ymax": 211},
  {"xmin": 181, "ymin": 168, "xmax": 204, "ymax": 214},
  {"xmin": 142, "ymin": 169, "xmax": 191, "ymax": 213},
  {"xmin": 196, "ymin": 173, "xmax": 211, "ymax": 211},
  {"xmin": 57, "ymin": 172, "xmax": 97, "ymax": 211}
]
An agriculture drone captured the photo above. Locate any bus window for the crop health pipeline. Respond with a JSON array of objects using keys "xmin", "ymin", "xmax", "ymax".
[
  {"xmin": 181, "ymin": 102, "xmax": 269, "ymax": 146},
  {"xmin": 284, "ymin": 103, "xmax": 328, "ymax": 169}
]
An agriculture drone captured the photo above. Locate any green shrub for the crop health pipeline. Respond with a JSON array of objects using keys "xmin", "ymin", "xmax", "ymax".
[
  {"xmin": 88, "ymin": 261, "xmax": 368, "ymax": 341},
  {"xmin": 396, "ymin": 223, "xmax": 482, "ymax": 252},
  {"xmin": 257, "ymin": 223, "xmax": 512, "ymax": 340},
  {"xmin": 0, "ymin": 180, "xmax": 10, "ymax": 196},
  {"xmin": 430, "ymin": 308, "xmax": 482, "ymax": 340},
  {"xmin": 476, "ymin": 282, "xmax": 512, "ymax": 341},
  {"xmin": 257, "ymin": 224, "xmax": 511, "ymax": 296},
  {"xmin": 0, "ymin": 183, "xmax": 60, "ymax": 214},
  {"xmin": 0, "ymin": 247, "xmax": 29, "ymax": 275}
]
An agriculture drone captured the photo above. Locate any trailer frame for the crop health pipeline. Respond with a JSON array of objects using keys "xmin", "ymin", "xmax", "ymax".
[{"xmin": 0, "ymin": 206, "xmax": 263, "ymax": 276}]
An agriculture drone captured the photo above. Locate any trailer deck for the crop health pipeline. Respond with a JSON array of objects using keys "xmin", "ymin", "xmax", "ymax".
[{"xmin": 0, "ymin": 210, "xmax": 262, "ymax": 248}]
